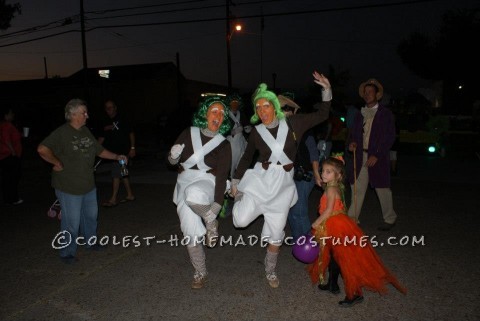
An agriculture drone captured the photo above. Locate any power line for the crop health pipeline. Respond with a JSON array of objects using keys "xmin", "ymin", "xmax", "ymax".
[
  {"xmin": 86, "ymin": 0, "xmax": 210, "ymax": 15},
  {"xmin": 0, "ymin": 16, "xmax": 79, "ymax": 39},
  {"xmin": 85, "ymin": 0, "xmax": 288, "ymax": 21},
  {"xmin": 0, "ymin": 30, "xmax": 79, "ymax": 48},
  {"xmin": 0, "ymin": 0, "xmax": 447, "ymax": 49},
  {"xmin": 84, "ymin": 0, "xmax": 446, "ymax": 30}
]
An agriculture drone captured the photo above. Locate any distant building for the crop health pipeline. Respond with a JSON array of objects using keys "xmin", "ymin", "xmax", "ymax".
[{"xmin": 0, "ymin": 62, "xmax": 231, "ymax": 143}]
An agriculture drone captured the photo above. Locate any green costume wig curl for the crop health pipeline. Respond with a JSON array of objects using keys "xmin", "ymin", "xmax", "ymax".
[
  {"xmin": 226, "ymin": 93, "xmax": 243, "ymax": 109},
  {"xmin": 250, "ymin": 83, "xmax": 285, "ymax": 124},
  {"xmin": 192, "ymin": 96, "xmax": 231, "ymax": 136}
]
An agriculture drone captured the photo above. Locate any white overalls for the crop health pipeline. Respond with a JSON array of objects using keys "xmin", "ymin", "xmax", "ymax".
[
  {"xmin": 233, "ymin": 119, "xmax": 298, "ymax": 245},
  {"xmin": 226, "ymin": 111, "xmax": 247, "ymax": 178},
  {"xmin": 173, "ymin": 127, "xmax": 225, "ymax": 243}
]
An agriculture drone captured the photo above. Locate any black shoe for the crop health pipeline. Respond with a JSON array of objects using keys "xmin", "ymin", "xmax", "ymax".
[
  {"xmin": 377, "ymin": 222, "xmax": 396, "ymax": 231},
  {"xmin": 318, "ymin": 282, "xmax": 340, "ymax": 294},
  {"xmin": 338, "ymin": 295, "xmax": 364, "ymax": 307},
  {"xmin": 60, "ymin": 255, "xmax": 78, "ymax": 264}
]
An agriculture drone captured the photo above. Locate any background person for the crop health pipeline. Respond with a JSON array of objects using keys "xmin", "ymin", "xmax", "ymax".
[
  {"xmin": 347, "ymin": 79, "xmax": 397, "ymax": 231},
  {"xmin": 220, "ymin": 93, "xmax": 251, "ymax": 218},
  {"xmin": 98, "ymin": 100, "xmax": 136, "ymax": 207},
  {"xmin": 0, "ymin": 106, "xmax": 23, "ymax": 205},
  {"xmin": 278, "ymin": 94, "xmax": 322, "ymax": 241},
  {"xmin": 37, "ymin": 98, "xmax": 128, "ymax": 264}
]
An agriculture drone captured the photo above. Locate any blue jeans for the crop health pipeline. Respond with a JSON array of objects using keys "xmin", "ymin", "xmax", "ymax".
[
  {"xmin": 55, "ymin": 188, "xmax": 98, "ymax": 258},
  {"xmin": 287, "ymin": 174, "xmax": 315, "ymax": 240}
]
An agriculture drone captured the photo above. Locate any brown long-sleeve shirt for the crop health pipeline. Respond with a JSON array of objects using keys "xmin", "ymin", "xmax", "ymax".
[
  {"xmin": 233, "ymin": 101, "xmax": 330, "ymax": 180},
  {"xmin": 171, "ymin": 127, "xmax": 232, "ymax": 205}
]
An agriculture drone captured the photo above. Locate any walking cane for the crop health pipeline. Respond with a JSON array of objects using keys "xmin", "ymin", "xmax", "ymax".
[{"xmin": 353, "ymin": 148, "xmax": 358, "ymax": 224}]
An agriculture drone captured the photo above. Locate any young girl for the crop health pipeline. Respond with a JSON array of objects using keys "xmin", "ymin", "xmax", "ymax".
[{"xmin": 308, "ymin": 155, "xmax": 406, "ymax": 307}]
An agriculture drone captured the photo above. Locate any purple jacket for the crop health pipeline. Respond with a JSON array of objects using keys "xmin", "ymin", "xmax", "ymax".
[{"xmin": 347, "ymin": 105, "xmax": 395, "ymax": 188}]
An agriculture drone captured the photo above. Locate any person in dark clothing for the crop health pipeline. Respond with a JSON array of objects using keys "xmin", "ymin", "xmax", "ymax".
[
  {"xmin": 278, "ymin": 94, "xmax": 322, "ymax": 241},
  {"xmin": 0, "ymin": 107, "xmax": 23, "ymax": 205},
  {"xmin": 98, "ymin": 100, "xmax": 136, "ymax": 207}
]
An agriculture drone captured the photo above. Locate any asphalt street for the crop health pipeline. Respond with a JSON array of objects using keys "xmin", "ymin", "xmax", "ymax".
[{"xmin": 1, "ymin": 146, "xmax": 479, "ymax": 321}]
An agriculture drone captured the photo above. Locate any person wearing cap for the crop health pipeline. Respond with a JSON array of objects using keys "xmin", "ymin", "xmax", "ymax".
[
  {"xmin": 278, "ymin": 93, "xmax": 322, "ymax": 241},
  {"xmin": 230, "ymin": 71, "xmax": 331, "ymax": 288},
  {"xmin": 220, "ymin": 93, "xmax": 252, "ymax": 218},
  {"xmin": 347, "ymin": 79, "xmax": 397, "ymax": 231},
  {"xmin": 168, "ymin": 96, "xmax": 232, "ymax": 289},
  {"xmin": 225, "ymin": 93, "xmax": 251, "ymax": 178}
]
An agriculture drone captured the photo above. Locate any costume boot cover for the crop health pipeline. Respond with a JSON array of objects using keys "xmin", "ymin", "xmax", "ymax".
[
  {"xmin": 187, "ymin": 244, "xmax": 207, "ymax": 276},
  {"xmin": 265, "ymin": 249, "xmax": 280, "ymax": 288},
  {"xmin": 264, "ymin": 249, "xmax": 279, "ymax": 274},
  {"xmin": 186, "ymin": 201, "xmax": 219, "ymax": 223}
]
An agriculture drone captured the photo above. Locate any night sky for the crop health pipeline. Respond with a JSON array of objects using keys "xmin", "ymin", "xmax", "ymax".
[{"xmin": 0, "ymin": 0, "xmax": 478, "ymax": 99}]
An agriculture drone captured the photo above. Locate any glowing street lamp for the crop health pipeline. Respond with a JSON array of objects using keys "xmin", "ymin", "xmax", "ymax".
[
  {"xmin": 226, "ymin": 20, "xmax": 242, "ymax": 89},
  {"xmin": 226, "ymin": 0, "xmax": 242, "ymax": 89}
]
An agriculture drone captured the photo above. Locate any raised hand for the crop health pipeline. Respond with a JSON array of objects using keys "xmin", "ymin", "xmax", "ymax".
[{"xmin": 313, "ymin": 71, "xmax": 331, "ymax": 89}]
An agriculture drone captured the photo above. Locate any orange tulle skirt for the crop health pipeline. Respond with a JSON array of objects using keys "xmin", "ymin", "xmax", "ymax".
[{"xmin": 308, "ymin": 212, "xmax": 406, "ymax": 299}]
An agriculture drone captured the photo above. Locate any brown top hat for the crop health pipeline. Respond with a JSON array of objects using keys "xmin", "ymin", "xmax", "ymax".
[
  {"xmin": 278, "ymin": 95, "xmax": 301, "ymax": 111},
  {"xmin": 359, "ymin": 78, "xmax": 384, "ymax": 101}
]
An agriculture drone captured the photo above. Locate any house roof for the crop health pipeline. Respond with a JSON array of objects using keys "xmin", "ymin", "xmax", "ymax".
[{"xmin": 68, "ymin": 62, "xmax": 184, "ymax": 83}]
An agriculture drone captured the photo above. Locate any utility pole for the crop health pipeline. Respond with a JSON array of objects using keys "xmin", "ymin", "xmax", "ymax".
[
  {"xmin": 260, "ymin": 6, "xmax": 264, "ymax": 83},
  {"xmin": 43, "ymin": 57, "xmax": 48, "ymax": 79},
  {"xmin": 225, "ymin": 0, "xmax": 232, "ymax": 89},
  {"xmin": 80, "ymin": 0, "xmax": 88, "ymax": 96},
  {"xmin": 176, "ymin": 52, "xmax": 182, "ymax": 110}
]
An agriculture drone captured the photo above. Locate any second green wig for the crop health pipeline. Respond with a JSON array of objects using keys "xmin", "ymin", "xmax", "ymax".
[
  {"xmin": 250, "ymin": 83, "xmax": 285, "ymax": 124},
  {"xmin": 192, "ymin": 96, "xmax": 231, "ymax": 136}
]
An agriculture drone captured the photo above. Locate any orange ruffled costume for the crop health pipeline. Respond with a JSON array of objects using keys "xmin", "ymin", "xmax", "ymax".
[{"xmin": 308, "ymin": 192, "xmax": 406, "ymax": 299}]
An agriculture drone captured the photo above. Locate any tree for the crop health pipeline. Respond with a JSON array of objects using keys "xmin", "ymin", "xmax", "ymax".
[
  {"xmin": 397, "ymin": 8, "xmax": 480, "ymax": 113},
  {"xmin": 398, "ymin": 8, "xmax": 479, "ymax": 82},
  {"xmin": 0, "ymin": 0, "xmax": 21, "ymax": 30}
]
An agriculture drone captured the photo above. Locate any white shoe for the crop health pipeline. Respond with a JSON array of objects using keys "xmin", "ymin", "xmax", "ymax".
[
  {"xmin": 191, "ymin": 271, "xmax": 207, "ymax": 289},
  {"xmin": 205, "ymin": 220, "xmax": 219, "ymax": 248},
  {"xmin": 266, "ymin": 272, "xmax": 280, "ymax": 288}
]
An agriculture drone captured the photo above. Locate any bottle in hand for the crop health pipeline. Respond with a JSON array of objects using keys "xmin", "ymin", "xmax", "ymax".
[{"xmin": 119, "ymin": 159, "xmax": 129, "ymax": 177}]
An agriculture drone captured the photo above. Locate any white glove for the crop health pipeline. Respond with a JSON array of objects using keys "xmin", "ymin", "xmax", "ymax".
[
  {"xmin": 244, "ymin": 125, "xmax": 252, "ymax": 134},
  {"xmin": 170, "ymin": 143, "xmax": 185, "ymax": 159}
]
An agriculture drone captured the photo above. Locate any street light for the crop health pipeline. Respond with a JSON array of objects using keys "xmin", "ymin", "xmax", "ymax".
[{"xmin": 226, "ymin": 1, "xmax": 242, "ymax": 89}]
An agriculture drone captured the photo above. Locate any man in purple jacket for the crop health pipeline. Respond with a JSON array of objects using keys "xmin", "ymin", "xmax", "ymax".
[{"xmin": 347, "ymin": 79, "xmax": 397, "ymax": 231}]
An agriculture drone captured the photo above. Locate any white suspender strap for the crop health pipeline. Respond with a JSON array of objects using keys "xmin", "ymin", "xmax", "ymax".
[
  {"xmin": 255, "ymin": 119, "xmax": 292, "ymax": 165},
  {"xmin": 181, "ymin": 127, "xmax": 225, "ymax": 170}
]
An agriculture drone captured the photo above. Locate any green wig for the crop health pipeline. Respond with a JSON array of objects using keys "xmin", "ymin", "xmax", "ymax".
[
  {"xmin": 192, "ymin": 96, "xmax": 231, "ymax": 136},
  {"xmin": 226, "ymin": 92, "xmax": 243, "ymax": 109},
  {"xmin": 250, "ymin": 83, "xmax": 285, "ymax": 124}
]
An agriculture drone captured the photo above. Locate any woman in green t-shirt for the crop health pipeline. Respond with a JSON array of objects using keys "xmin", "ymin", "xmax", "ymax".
[{"xmin": 38, "ymin": 98, "xmax": 128, "ymax": 264}]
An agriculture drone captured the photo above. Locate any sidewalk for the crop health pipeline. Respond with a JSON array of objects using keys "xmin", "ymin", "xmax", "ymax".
[{"xmin": 1, "ymin": 151, "xmax": 479, "ymax": 321}]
